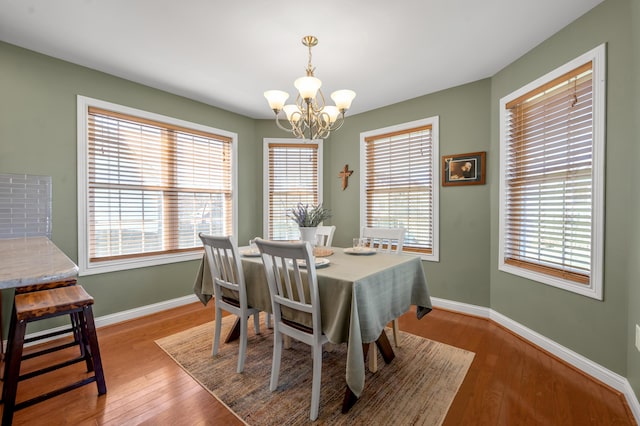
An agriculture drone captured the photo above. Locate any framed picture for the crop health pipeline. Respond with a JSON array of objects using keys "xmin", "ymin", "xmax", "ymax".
[{"xmin": 442, "ymin": 151, "xmax": 486, "ymax": 186}]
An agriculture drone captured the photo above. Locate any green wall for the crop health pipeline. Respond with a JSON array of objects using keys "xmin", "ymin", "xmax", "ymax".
[
  {"xmin": 627, "ymin": 0, "xmax": 640, "ymax": 400},
  {"xmin": 490, "ymin": 0, "xmax": 633, "ymax": 376},
  {"xmin": 322, "ymin": 80, "xmax": 492, "ymax": 306},
  {"xmin": 1, "ymin": 0, "xmax": 639, "ymax": 404},
  {"xmin": 0, "ymin": 41, "xmax": 259, "ymax": 320}
]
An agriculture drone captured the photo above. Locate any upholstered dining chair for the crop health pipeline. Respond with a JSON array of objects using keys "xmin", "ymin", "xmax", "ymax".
[
  {"xmin": 361, "ymin": 227, "xmax": 405, "ymax": 348},
  {"xmin": 254, "ymin": 238, "xmax": 329, "ymax": 421},
  {"xmin": 199, "ymin": 233, "xmax": 262, "ymax": 373},
  {"xmin": 315, "ymin": 225, "xmax": 336, "ymax": 247}
]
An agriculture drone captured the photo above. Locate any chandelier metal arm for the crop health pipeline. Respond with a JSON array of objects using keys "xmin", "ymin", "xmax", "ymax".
[
  {"xmin": 328, "ymin": 112, "xmax": 346, "ymax": 132},
  {"xmin": 272, "ymin": 105, "xmax": 345, "ymax": 141},
  {"xmin": 296, "ymin": 91, "xmax": 325, "ymax": 114},
  {"xmin": 273, "ymin": 111, "xmax": 296, "ymax": 132}
]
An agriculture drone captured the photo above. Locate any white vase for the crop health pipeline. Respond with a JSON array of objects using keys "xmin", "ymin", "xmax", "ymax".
[{"xmin": 298, "ymin": 226, "xmax": 318, "ymax": 245}]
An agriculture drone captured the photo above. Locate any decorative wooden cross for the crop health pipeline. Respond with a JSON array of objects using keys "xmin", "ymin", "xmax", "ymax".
[{"xmin": 338, "ymin": 164, "xmax": 353, "ymax": 190}]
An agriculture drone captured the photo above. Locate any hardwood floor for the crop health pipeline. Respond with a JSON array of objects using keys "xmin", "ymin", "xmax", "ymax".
[{"xmin": 3, "ymin": 302, "xmax": 636, "ymax": 425}]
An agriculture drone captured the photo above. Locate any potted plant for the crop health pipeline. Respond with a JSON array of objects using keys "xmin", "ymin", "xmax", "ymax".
[{"xmin": 288, "ymin": 203, "xmax": 332, "ymax": 243}]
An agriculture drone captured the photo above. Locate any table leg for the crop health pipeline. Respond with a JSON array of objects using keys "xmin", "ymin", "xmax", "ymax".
[
  {"xmin": 368, "ymin": 344, "xmax": 378, "ymax": 373},
  {"xmin": 341, "ymin": 330, "xmax": 396, "ymax": 413},
  {"xmin": 224, "ymin": 316, "xmax": 291, "ymax": 348},
  {"xmin": 224, "ymin": 317, "xmax": 241, "ymax": 343},
  {"xmin": 375, "ymin": 330, "xmax": 395, "ymax": 364}
]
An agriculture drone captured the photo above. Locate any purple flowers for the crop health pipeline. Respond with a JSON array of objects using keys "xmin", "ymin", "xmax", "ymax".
[{"xmin": 288, "ymin": 203, "xmax": 332, "ymax": 227}]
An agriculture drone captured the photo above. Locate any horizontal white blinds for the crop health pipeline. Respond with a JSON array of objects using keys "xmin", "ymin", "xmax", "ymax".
[
  {"xmin": 87, "ymin": 107, "xmax": 233, "ymax": 261},
  {"xmin": 503, "ymin": 62, "xmax": 593, "ymax": 284},
  {"xmin": 365, "ymin": 125, "xmax": 433, "ymax": 253},
  {"xmin": 268, "ymin": 143, "xmax": 319, "ymax": 240}
]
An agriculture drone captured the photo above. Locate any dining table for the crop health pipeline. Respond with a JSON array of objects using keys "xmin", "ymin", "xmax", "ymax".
[{"xmin": 193, "ymin": 245, "xmax": 432, "ymax": 412}]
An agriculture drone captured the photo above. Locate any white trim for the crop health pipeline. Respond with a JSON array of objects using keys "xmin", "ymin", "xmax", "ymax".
[
  {"xmin": 432, "ymin": 297, "xmax": 639, "ymax": 423},
  {"xmin": 489, "ymin": 309, "xmax": 624, "ymax": 388},
  {"xmin": 359, "ymin": 116, "xmax": 440, "ymax": 262},
  {"xmin": 94, "ymin": 294, "xmax": 199, "ymax": 328},
  {"xmin": 625, "ymin": 380, "xmax": 640, "ymax": 424},
  {"xmin": 431, "ymin": 297, "xmax": 491, "ymax": 318},
  {"xmin": 76, "ymin": 95, "xmax": 238, "ymax": 276},
  {"xmin": 498, "ymin": 44, "xmax": 606, "ymax": 300},
  {"xmin": 79, "ymin": 251, "xmax": 205, "ymax": 276}
]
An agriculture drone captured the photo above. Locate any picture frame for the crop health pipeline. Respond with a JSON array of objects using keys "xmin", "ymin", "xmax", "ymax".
[{"xmin": 442, "ymin": 151, "xmax": 486, "ymax": 186}]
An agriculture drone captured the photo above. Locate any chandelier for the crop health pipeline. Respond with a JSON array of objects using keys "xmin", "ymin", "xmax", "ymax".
[{"xmin": 264, "ymin": 35, "xmax": 356, "ymax": 140}]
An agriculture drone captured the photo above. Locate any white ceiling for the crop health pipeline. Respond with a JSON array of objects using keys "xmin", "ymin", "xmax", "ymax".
[{"xmin": 0, "ymin": 0, "xmax": 603, "ymax": 119}]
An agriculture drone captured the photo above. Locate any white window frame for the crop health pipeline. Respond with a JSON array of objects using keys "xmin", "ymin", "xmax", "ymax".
[
  {"xmin": 498, "ymin": 44, "xmax": 606, "ymax": 299},
  {"xmin": 360, "ymin": 117, "xmax": 440, "ymax": 261},
  {"xmin": 77, "ymin": 95, "xmax": 238, "ymax": 276},
  {"xmin": 263, "ymin": 138, "xmax": 323, "ymax": 240}
]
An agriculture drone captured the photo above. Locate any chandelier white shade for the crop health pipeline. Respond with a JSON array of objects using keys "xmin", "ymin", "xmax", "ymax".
[{"xmin": 264, "ymin": 35, "xmax": 356, "ymax": 140}]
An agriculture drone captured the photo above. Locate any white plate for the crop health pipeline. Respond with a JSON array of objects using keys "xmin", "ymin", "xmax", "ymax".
[
  {"xmin": 343, "ymin": 247, "xmax": 377, "ymax": 255},
  {"xmin": 240, "ymin": 248, "xmax": 261, "ymax": 257},
  {"xmin": 293, "ymin": 258, "xmax": 331, "ymax": 268}
]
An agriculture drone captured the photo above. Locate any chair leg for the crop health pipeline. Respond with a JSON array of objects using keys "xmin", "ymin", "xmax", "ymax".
[
  {"xmin": 392, "ymin": 319, "xmax": 400, "ymax": 347},
  {"xmin": 310, "ymin": 345, "xmax": 322, "ymax": 421},
  {"xmin": 310, "ymin": 343, "xmax": 323, "ymax": 421},
  {"xmin": 237, "ymin": 314, "xmax": 248, "ymax": 373},
  {"xmin": 253, "ymin": 311, "xmax": 260, "ymax": 335},
  {"xmin": 213, "ymin": 307, "xmax": 225, "ymax": 357},
  {"xmin": 265, "ymin": 313, "xmax": 272, "ymax": 329},
  {"xmin": 269, "ymin": 328, "xmax": 282, "ymax": 391}
]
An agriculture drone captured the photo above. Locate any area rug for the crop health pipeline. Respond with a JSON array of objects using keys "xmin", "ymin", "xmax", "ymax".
[{"xmin": 155, "ymin": 314, "xmax": 474, "ymax": 425}]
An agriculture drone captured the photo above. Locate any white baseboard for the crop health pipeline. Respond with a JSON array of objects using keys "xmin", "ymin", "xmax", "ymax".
[
  {"xmin": 431, "ymin": 297, "xmax": 491, "ymax": 318},
  {"xmin": 93, "ymin": 294, "xmax": 199, "ymax": 329},
  {"xmin": 19, "ymin": 294, "xmax": 199, "ymax": 346},
  {"xmin": 431, "ymin": 297, "xmax": 640, "ymax": 423},
  {"xmin": 624, "ymin": 380, "xmax": 640, "ymax": 423}
]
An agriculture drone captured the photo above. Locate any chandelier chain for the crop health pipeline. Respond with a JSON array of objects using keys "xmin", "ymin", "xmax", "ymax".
[{"xmin": 305, "ymin": 40, "xmax": 315, "ymax": 77}]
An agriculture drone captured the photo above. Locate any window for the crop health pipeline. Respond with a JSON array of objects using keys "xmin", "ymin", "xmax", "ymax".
[
  {"xmin": 498, "ymin": 44, "xmax": 605, "ymax": 299},
  {"xmin": 263, "ymin": 139, "xmax": 323, "ymax": 240},
  {"xmin": 77, "ymin": 96, "xmax": 237, "ymax": 275},
  {"xmin": 360, "ymin": 117, "xmax": 439, "ymax": 261}
]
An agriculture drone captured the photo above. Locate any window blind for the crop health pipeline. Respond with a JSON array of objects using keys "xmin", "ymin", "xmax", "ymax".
[
  {"xmin": 267, "ymin": 142, "xmax": 319, "ymax": 240},
  {"xmin": 87, "ymin": 107, "xmax": 233, "ymax": 262},
  {"xmin": 364, "ymin": 125, "xmax": 433, "ymax": 254},
  {"xmin": 503, "ymin": 62, "xmax": 593, "ymax": 284}
]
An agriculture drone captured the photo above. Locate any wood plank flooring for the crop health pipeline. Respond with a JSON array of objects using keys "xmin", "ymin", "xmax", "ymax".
[{"xmin": 3, "ymin": 302, "xmax": 636, "ymax": 425}]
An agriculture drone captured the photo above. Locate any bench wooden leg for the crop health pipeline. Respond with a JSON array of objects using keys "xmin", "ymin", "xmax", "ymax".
[
  {"xmin": 2, "ymin": 319, "xmax": 26, "ymax": 426},
  {"xmin": 82, "ymin": 306, "xmax": 106, "ymax": 394},
  {"xmin": 2, "ymin": 301, "xmax": 19, "ymax": 387}
]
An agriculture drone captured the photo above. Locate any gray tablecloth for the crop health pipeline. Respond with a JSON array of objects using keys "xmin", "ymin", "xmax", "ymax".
[{"xmin": 193, "ymin": 247, "xmax": 432, "ymax": 397}]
